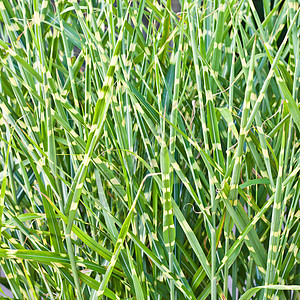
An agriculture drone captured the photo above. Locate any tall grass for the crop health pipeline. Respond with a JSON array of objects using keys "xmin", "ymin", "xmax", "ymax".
[{"xmin": 0, "ymin": 0, "xmax": 299, "ymax": 299}]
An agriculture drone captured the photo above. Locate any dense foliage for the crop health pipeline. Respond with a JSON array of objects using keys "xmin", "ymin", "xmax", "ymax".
[{"xmin": 0, "ymin": 0, "xmax": 299, "ymax": 299}]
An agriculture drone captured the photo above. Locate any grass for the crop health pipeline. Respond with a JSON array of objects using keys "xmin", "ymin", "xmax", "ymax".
[{"xmin": 0, "ymin": 0, "xmax": 299, "ymax": 299}]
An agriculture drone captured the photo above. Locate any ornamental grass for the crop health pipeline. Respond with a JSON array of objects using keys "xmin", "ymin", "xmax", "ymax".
[{"xmin": 0, "ymin": 0, "xmax": 299, "ymax": 299}]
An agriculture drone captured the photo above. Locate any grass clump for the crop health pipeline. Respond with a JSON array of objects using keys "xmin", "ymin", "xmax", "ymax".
[{"xmin": 0, "ymin": 0, "xmax": 300, "ymax": 299}]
